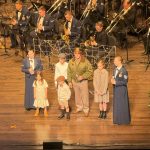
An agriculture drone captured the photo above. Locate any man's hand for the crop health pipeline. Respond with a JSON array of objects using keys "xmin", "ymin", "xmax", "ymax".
[
  {"xmin": 111, "ymin": 77, "xmax": 116, "ymax": 85},
  {"xmin": 69, "ymin": 82, "xmax": 73, "ymax": 88},
  {"xmin": 29, "ymin": 68, "xmax": 34, "ymax": 74},
  {"xmin": 11, "ymin": 19, "xmax": 17, "ymax": 25}
]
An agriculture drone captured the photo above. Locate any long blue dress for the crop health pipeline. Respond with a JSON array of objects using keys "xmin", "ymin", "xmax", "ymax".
[
  {"xmin": 113, "ymin": 66, "xmax": 131, "ymax": 125},
  {"xmin": 21, "ymin": 57, "xmax": 43, "ymax": 109}
]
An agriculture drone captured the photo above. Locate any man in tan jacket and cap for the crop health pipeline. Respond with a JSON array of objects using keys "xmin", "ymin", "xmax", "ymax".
[{"xmin": 67, "ymin": 47, "xmax": 93, "ymax": 116}]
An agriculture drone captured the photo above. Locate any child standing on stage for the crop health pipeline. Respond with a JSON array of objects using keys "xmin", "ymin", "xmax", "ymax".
[
  {"xmin": 56, "ymin": 76, "xmax": 71, "ymax": 120},
  {"xmin": 54, "ymin": 53, "xmax": 68, "ymax": 87},
  {"xmin": 93, "ymin": 60, "xmax": 109, "ymax": 119},
  {"xmin": 33, "ymin": 71, "xmax": 49, "ymax": 117}
]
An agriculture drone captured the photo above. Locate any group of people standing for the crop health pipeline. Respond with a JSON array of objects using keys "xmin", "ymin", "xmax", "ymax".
[{"xmin": 22, "ymin": 48, "xmax": 131, "ymax": 125}]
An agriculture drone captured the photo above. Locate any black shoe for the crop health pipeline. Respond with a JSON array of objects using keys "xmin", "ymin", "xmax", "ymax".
[
  {"xmin": 58, "ymin": 109, "xmax": 65, "ymax": 120},
  {"xmin": 15, "ymin": 50, "xmax": 19, "ymax": 56},
  {"xmin": 66, "ymin": 112, "xmax": 70, "ymax": 120},
  {"xmin": 102, "ymin": 111, "xmax": 107, "ymax": 119},
  {"xmin": 98, "ymin": 111, "xmax": 103, "ymax": 118},
  {"xmin": 25, "ymin": 108, "xmax": 31, "ymax": 111}
]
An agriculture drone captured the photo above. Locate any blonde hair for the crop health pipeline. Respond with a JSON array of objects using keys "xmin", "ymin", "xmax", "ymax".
[
  {"xmin": 97, "ymin": 59, "xmax": 106, "ymax": 68},
  {"xmin": 115, "ymin": 56, "xmax": 123, "ymax": 63},
  {"xmin": 34, "ymin": 71, "xmax": 44, "ymax": 86}
]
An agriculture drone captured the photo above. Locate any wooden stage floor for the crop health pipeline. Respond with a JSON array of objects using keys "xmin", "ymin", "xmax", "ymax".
[{"xmin": 0, "ymin": 38, "xmax": 150, "ymax": 149}]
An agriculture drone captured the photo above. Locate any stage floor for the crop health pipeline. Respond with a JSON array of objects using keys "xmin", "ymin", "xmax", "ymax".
[{"xmin": 0, "ymin": 37, "xmax": 150, "ymax": 149}]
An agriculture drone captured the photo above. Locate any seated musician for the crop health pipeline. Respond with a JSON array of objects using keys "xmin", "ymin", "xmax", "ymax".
[
  {"xmin": 63, "ymin": 10, "xmax": 81, "ymax": 42},
  {"xmin": 82, "ymin": 0, "xmax": 105, "ymax": 40},
  {"xmin": 30, "ymin": 6, "xmax": 55, "ymax": 41},
  {"xmin": 111, "ymin": 0, "xmax": 136, "ymax": 45},
  {"xmin": 10, "ymin": 0, "xmax": 30, "ymax": 52},
  {"xmin": 85, "ymin": 21, "xmax": 108, "ymax": 47}
]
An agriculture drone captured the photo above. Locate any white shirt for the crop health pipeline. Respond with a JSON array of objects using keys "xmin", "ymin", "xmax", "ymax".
[
  {"xmin": 29, "ymin": 58, "xmax": 35, "ymax": 70},
  {"xmin": 18, "ymin": 11, "xmax": 21, "ymax": 20},
  {"xmin": 67, "ymin": 17, "xmax": 73, "ymax": 34},
  {"xmin": 57, "ymin": 83, "xmax": 71, "ymax": 101},
  {"xmin": 38, "ymin": 16, "xmax": 44, "ymax": 26},
  {"xmin": 54, "ymin": 62, "xmax": 68, "ymax": 85}
]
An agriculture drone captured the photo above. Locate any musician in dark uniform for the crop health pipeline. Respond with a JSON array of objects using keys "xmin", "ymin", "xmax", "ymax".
[
  {"xmin": 111, "ymin": 56, "xmax": 131, "ymax": 125},
  {"xmin": 29, "ymin": 6, "xmax": 55, "ymax": 55},
  {"xmin": 30, "ymin": 6, "xmax": 55, "ymax": 40},
  {"xmin": 82, "ymin": 0, "xmax": 105, "ymax": 40},
  {"xmin": 10, "ymin": 0, "xmax": 30, "ymax": 53},
  {"xmin": 64, "ymin": 10, "xmax": 81, "ymax": 41},
  {"xmin": 110, "ymin": 0, "xmax": 136, "ymax": 46},
  {"xmin": 90, "ymin": 21, "xmax": 108, "ymax": 46}
]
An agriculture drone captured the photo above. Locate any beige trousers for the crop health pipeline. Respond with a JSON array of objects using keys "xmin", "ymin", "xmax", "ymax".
[{"xmin": 73, "ymin": 80, "xmax": 89, "ymax": 113}]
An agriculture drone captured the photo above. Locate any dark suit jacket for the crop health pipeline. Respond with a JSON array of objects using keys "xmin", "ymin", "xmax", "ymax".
[
  {"xmin": 65, "ymin": 17, "xmax": 81, "ymax": 40},
  {"xmin": 31, "ymin": 13, "xmax": 55, "ymax": 37},
  {"xmin": 15, "ymin": 6, "xmax": 31, "ymax": 33},
  {"xmin": 95, "ymin": 30, "xmax": 108, "ymax": 45},
  {"xmin": 21, "ymin": 57, "xmax": 43, "ymax": 77}
]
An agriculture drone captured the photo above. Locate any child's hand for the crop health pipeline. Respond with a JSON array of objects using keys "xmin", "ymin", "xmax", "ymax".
[{"xmin": 69, "ymin": 82, "xmax": 73, "ymax": 88}]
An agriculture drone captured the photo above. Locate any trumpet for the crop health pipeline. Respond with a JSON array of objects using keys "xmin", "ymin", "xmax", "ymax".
[{"xmin": 105, "ymin": 1, "xmax": 136, "ymax": 34}]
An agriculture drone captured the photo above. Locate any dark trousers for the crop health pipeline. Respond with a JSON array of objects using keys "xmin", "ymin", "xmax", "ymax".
[{"xmin": 10, "ymin": 28, "xmax": 29, "ymax": 51}]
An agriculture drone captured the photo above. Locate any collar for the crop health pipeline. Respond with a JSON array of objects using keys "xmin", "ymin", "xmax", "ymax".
[
  {"xmin": 117, "ymin": 65, "xmax": 122, "ymax": 70},
  {"xmin": 29, "ymin": 58, "xmax": 34, "ymax": 61}
]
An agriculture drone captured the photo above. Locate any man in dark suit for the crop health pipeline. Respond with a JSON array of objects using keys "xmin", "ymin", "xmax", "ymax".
[
  {"xmin": 10, "ymin": 0, "xmax": 30, "ymax": 52},
  {"xmin": 21, "ymin": 50, "xmax": 43, "ymax": 110},
  {"xmin": 64, "ymin": 10, "xmax": 81, "ymax": 41},
  {"xmin": 30, "ymin": 6, "xmax": 55, "ymax": 40},
  {"xmin": 29, "ymin": 6, "xmax": 55, "ymax": 56}
]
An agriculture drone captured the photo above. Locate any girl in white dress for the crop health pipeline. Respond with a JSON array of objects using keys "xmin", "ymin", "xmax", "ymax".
[{"xmin": 33, "ymin": 71, "xmax": 49, "ymax": 116}]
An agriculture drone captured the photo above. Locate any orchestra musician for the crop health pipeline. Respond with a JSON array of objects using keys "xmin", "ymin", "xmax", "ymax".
[
  {"xmin": 29, "ymin": 6, "xmax": 55, "ymax": 52},
  {"xmin": 82, "ymin": 0, "xmax": 105, "ymax": 40},
  {"xmin": 63, "ymin": 10, "xmax": 81, "ymax": 42},
  {"xmin": 10, "ymin": 0, "xmax": 30, "ymax": 54},
  {"xmin": 30, "ymin": 6, "xmax": 55, "ymax": 40},
  {"xmin": 109, "ymin": 0, "xmax": 137, "ymax": 46},
  {"xmin": 85, "ymin": 21, "xmax": 108, "ymax": 47}
]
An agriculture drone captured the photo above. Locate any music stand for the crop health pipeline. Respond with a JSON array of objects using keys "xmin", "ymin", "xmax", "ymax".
[{"xmin": 0, "ymin": 19, "xmax": 10, "ymax": 57}]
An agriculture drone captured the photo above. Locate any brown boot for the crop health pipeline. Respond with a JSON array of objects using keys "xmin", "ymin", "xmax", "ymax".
[
  {"xmin": 44, "ymin": 108, "xmax": 48, "ymax": 117},
  {"xmin": 34, "ymin": 108, "xmax": 39, "ymax": 116}
]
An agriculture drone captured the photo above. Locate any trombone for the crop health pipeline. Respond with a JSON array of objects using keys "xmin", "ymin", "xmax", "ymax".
[
  {"xmin": 80, "ymin": 0, "xmax": 93, "ymax": 21},
  {"xmin": 105, "ymin": 1, "xmax": 136, "ymax": 34},
  {"xmin": 47, "ymin": 0, "xmax": 66, "ymax": 15}
]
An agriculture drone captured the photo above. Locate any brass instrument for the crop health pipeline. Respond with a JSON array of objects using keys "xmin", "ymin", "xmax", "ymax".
[
  {"xmin": 80, "ymin": 0, "xmax": 97, "ymax": 21},
  {"xmin": 47, "ymin": 0, "xmax": 67, "ymax": 15},
  {"xmin": 61, "ymin": 23, "xmax": 70, "ymax": 45},
  {"xmin": 84, "ymin": 34, "xmax": 96, "ymax": 47},
  {"xmin": 105, "ymin": 2, "xmax": 136, "ymax": 34}
]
